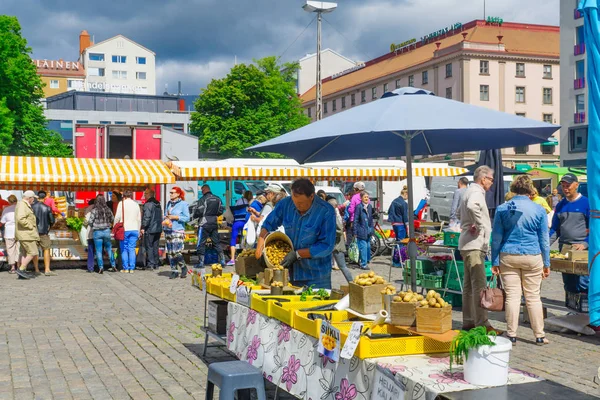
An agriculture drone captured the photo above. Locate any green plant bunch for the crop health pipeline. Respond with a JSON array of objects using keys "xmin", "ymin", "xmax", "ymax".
[
  {"xmin": 313, "ymin": 289, "xmax": 330, "ymax": 300},
  {"xmin": 65, "ymin": 217, "xmax": 84, "ymax": 232},
  {"xmin": 300, "ymin": 285, "xmax": 315, "ymax": 301},
  {"xmin": 449, "ymin": 326, "xmax": 496, "ymax": 370}
]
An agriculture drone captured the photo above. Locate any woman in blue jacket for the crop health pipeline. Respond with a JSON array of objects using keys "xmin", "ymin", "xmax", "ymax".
[
  {"xmin": 353, "ymin": 191, "xmax": 374, "ymax": 270},
  {"xmin": 164, "ymin": 187, "xmax": 191, "ymax": 279}
]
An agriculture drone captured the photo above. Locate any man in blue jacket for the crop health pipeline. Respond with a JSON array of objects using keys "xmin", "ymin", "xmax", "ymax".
[
  {"xmin": 549, "ymin": 173, "xmax": 590, "ymax": 293},
  {"xmin": 387, "ymin": 188, "xmax": 409, "ymax": 241}
]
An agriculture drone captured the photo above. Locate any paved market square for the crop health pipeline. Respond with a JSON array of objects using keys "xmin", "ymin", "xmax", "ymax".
[{"xmin": 0, "ymin": 258, "xmax": 599, "ymax": 399}]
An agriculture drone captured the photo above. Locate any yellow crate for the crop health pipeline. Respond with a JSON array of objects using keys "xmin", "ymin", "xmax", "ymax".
[
  {"xmin": 204, "ymin": 272, "xmax": 233, "ymax": 279},
  {"xmin": 206, "ymin": 277, "xmax": 231, "ymax": 298},
  {"xmin": 294, "ymin": 310, "xmax": 359, "ymax": 338},
  {"xmin": 338, "ymin": 324, "xmax": 451, "ymax": 359},
  {"xmin": 219, "ymin": 282, "xmax": 262, "ymax": 301},
  {"xmin": 270, "ymin": 300, "xmax": 339, "ymax": 327},
  {"xmin": 250, "ymin": 294, "xmax": 324, "ymax": 316}
]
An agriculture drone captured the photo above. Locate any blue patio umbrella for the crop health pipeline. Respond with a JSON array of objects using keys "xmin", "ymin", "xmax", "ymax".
[
  {"xmin": 249, "ymin": 88, "xmax": 559, "ymax": 291},
  {"xmin": 578, "ymin": 0, "xmax": 600, "ymax": 328}
]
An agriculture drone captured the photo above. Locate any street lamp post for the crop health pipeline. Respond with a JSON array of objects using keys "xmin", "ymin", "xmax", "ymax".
[{"xmin": 303, "ymin": 1, "xmax": 337, "ymax": 121}]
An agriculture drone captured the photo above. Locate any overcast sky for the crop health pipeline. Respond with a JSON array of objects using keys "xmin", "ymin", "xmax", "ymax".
[{"xmin": 6, "ymin": 0, "xmax": 559, "ymax": 95}]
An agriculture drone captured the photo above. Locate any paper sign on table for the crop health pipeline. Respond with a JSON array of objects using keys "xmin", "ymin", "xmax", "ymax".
[
  {"xmin": 371, "ymin": 365, "xmax": 404, "ymax": 400},
  {"xmin": 340, "ymin": 322, "xmax": 363, "ymax": 359},
  {"xmin": 236, "ymin": 286, "xmax": 251, "ymax": 307},
  {"xmin": 317, "ymin": 320, "xmax": 340, "ymax": 362},
  {"xmin": 229, "ymin": 274, "xmax": 240, "ymax": 294}
]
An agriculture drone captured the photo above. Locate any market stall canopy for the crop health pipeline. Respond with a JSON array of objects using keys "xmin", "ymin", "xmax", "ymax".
[
  {"xmin": 166, "ymin": 160, "xmax": 467, "ymax": 181},
  {"xmin": 0, "ymin": 156, "xmax": 175, "ymax": 191}
]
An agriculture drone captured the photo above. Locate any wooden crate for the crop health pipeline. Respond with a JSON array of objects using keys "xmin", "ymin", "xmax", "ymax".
[
  {"xmin": 348, "ymin": 282, "xmax": 387, "ymax": 315},
  {"xmin": 550, "ymin": 259, "xmax": 588, "ymax": 275},
  {"xmin": 235, "ymin": 255, "xmax": 265, "ymax": 277},
  {"xmin": 390, "ymin": 302, "xmax": 417, "ymax": 327},
  {"xmin": 416, "ymin": 306, "xmax": 452, "ymax": 334},
  {"xmin": 260, "ymin": 268, "xmax": 289, "ymax": 286}
]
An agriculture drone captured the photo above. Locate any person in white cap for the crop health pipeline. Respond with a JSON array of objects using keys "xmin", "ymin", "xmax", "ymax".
[
  {"xmin": 15, "ymin": 190, "xmax": 40, "ymax": 280},
  {"xmin": 252, "ymin": 185, "xmax": 285, "ymax": 243}
]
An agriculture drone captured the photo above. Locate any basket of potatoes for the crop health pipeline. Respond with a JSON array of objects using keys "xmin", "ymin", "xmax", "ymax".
[
  {"xmin": 415, "ymin": 290, "xmax": 453, "ymax": 333},
  {"xmin": 211, "ymin": 264, "xmax": 223, "ymax": 277},
  {"xmin": 263, "ymin": 232, "xmax": 294, "ymax": 270},
  {"xmin": 271, "ymin": 281, "xmax": 284, "ymax": 295},
  {"xmin": 349, "ymin": 271, "xmax": 388, "ymax": 314},
  {"xmin": 389, "ymin": 290, "xmax": 423, "ymax": 326}
]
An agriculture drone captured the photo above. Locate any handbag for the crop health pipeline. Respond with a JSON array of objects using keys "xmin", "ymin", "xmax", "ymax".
[
  {"xmin": 479, "ymin": 274, "xmax": 506, "ymax": 311},
  {"xmin": 112, "ymin": 200, "xmax": 125, "ymax": 241}
]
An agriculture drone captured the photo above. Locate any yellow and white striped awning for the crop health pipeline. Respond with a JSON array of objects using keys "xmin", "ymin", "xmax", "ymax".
[
  {"xmin": 0, "ymin": 156, "xmax": 176, "ymax": 191},
  {"xmin": 168, "ymin": 161, "xmax": 466, "ymax": 181}
]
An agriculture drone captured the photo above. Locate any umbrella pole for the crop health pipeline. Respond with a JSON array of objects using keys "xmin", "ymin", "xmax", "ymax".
[{"xmin": 405, "ymin": 136, "xmax": 417, "ymax": 292}]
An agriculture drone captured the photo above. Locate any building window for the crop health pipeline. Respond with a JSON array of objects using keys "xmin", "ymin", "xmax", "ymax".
[
  {"xmin": 543, "ymin": 65, "xmax": 552, "ymax": 79},
  {"xmin": 480, "ymin": 85, "xmax": 489, "ymax": 101},
  {"xmin": 136, "ymin": 72, "xmax": 146, "ymax": 80},
  {"xmin": 341, "ymin": 96, "xmax": 346, "ymax": 109},
  {"xmin": 88, "ymin": 67, "xmax": 105, "ymax": 77},
  {"xmin": 516, "ymin": 113, "xmax": 526, "ymax": 117},
  {"xmin": 361, "ymin": 90, "xmax": 366, "ymax": 103},
  {"xmin": 541, "ymin": 143, "xmax": 556, "ymax": 155},
  {"xmin": 136, "ymin": 57, "xmax": 146, "ymax": 65},
  {"xmin": 99, "ymin": 121, "xmax": 111, "ymax": 124},
  {"xmin": 372, "ymin": 87, "xmax": 377, "ymax": 100},
  {"xmin": 115, "ymin": 121, "xmax": 126, "ymax": 125},
  {"xmin": 422, "ymin": 70, "xmax": 428, "ymax": 85},
  {"xmin": 569, "ymin": 127, "xmax": 588, "ymax": 152},
  {"xmin": 308, "ymin": 107, "xmax": 312, "ymax": 118},
  {"xmin": 112, "ymin": 55, "xmax": 127, "ymax": 63},
  {"xmin": 137, "ymin": 122, "xmax": 149, "ymax": 125},
  {"xmin": 383, "ymin": 83, "xmax": 389, "ymax": 93},
  {"xmin": 408, "ymin": 75, "xmax": 414, "ymax": 87},
  {"xmin": 576, "ymin": 60, "xmax": 585, "ymax": 80},
  {"xmin": 516, "ymin": 63, "xmax": 525, "ymax": 77},
  {"xmin": 395, "ymin": 79, "xmax": 401, "ymax": 89},
  {"xmin": 543, "ymin": 88, "xmax": 553, "ymax": 105},
  {"xmin": 332, "ymin": 99, "xmax": 337, "ymax": 111},
  {"xmin": 515, "ymin": 86, "xmax": 525, "ymax": 103},
  {"xmin": 514, "ymin": 145, "xmax": 529, "ymax": 154},
  {"xmin": 49, "ymin": 80, "xmax": 59, "ymax": 89},
  {"xmin": 112, "ymin": 70, "xmax": 127, "ymax": 79},
  {"xmin": 480, "ymin": 60, "xmax": 489, "ymax": 74},
  {"xmin": 445, "ymin": 63, "xmax": 452, "ymax": 78},
  {"xmin": 89, "ymin": 53, "xmax": 104, "ymax": 61},
  {"xmin": 576, "ymin": 25, "xmax": 585, "ymax": 46},
  {"xmin": 543, "ymin": 113, "xmax": 553, "ymax": 123},
  {"xmin": 324, "ymin": 102, "xmax": 328, "ymax": 114},
  {"xmin": 351, "ymin": 93, "xmax": 356, "ymax": 106},
  {"xmin": 576, "ymin": 94, "xmax": 585, "ymax": 113},
  {"xmin": 445, "ymin": 87, "xmax": 452, "ymax": 99}
]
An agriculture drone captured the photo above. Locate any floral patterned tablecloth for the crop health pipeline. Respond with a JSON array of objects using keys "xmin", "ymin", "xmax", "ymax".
[{"xmin": 225, "ymin": 302, "xmax": 541, "ymax": 400}]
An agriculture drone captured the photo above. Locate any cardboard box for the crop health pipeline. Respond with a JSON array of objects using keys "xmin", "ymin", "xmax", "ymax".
[
  {"xmin": 416, "ymin": 306, "xmax": 452, "ymax": 334},
  {"xmin": 348, "ymin": 282, "xmax": 387, "ymax": 315},
  {"xmin": 235, "ymin": 255, "xmax": 265, "ymax": 277},
  {"xmin": 208, "ymin": 300, "xmax": 228, "ymax": 334},
  {"xmin": 390, "ymin": 302, "xmax": 417, "ymax": 327},
  {"xmin": 567, "ymin": 250, "xmax": 588, "ymax": 262},
  {"xmin": 550, "ymin": 259, "xmax": 588, "ymax": 275}
]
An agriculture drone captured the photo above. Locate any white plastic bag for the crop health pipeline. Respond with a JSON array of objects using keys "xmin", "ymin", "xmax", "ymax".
[
  {"xmin": 244, "ymin": 219, "xmax": 256, "ymax": 247},
  {"xmin": 79, "ymin": 226, "xmax": 88, "ymax": 248}
]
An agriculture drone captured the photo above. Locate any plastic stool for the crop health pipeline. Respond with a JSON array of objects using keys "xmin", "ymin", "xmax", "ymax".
[{"xmin": 206, "ymin": 361, "xmax": 266, "ymax": 400}]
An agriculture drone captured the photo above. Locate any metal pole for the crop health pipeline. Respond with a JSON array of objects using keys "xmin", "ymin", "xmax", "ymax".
[
  {"xmin": 483, "ymin": 0, "xmax": 486, "ymax": 20},
  {"xmin": 316, "ymin": 11, "xmax": 323, "ymax": 121},
  {"xmin": 405, "ymin": 136, "xmax": 417, "ymax": 292}
]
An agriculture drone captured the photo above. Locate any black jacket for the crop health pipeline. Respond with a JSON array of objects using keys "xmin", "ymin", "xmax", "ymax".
[
  {"xmin": 194, "ymin": 191, "xmax": 223, "ymax": 228},
  {"xmin": 142, "ymin": 197, "xmax": 163, "ymax": 234},
  {"xmin": 32, "ymin": 200, "xmax": 55, "ymax": 236}
]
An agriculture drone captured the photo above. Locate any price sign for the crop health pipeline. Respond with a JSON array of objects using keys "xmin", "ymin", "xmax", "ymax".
[
  {"xmin": 371, "ymin": 365, "xmax": 404, "ymax": 400},
  {"xmin": 236, "ymin": 286, "xmax": 251, "ymax": 307},
  {"xmin": 340, "ymin": 322, "xmax": 363, "ymax": 359},
  {"xmin": 318, "ymin": 320, "xmax": 340, "ymax": 362},
  {"xmin": 229, "ymin": 274, "xmax": 240, "ymax": 294}
]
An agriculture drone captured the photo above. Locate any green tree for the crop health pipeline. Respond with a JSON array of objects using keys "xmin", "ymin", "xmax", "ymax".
[
  {"xmin": 191, "ymin": 56, "xmax": 309, "ymax": 157},
  {"xmin": 0, "ymin": 16, "xmax": 72, "ymax": 157}
]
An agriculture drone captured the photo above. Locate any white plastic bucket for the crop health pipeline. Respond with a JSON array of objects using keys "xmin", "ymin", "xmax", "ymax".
[{"xmin": 464, "ymin": 336, "xmax": 512, "ymax": 387}]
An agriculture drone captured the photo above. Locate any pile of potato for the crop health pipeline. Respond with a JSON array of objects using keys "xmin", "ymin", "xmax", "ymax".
[
  {"xmin": 380, "ymin": 285, "xmax": 397, "ymax": 295},
  {"xmin": 271, "ymin": 281, "xmax": 284, "ymax": 288},
  {"xmin": 211, "ymin": 264, "xmax": 223, "ymax": 271},
  {"xmin": 265, "ymin": 240, "xmax": 292, "ymax": 266},
  {"xmin": 238, "ymin": 249, "xmax": 255, "ymax": 258},
  {"xmin": 392, "ymin": 290, "xmax": 450, "ymax": 309},
  {"xmin": 353, "ymin": 271, "xmax": 386, "ymax": 286},
  {"xmin": 272, "ymin": 265, "xmax": 284, "ymax": 270}
]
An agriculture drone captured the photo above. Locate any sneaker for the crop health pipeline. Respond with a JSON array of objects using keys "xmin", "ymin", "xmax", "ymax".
[
  {"xmin": 98, "ymin": 269, "xmax": 104, "ymax": 274},
  {"xmin": 170, "ymin": 271, "xmax": 178, "ymax": 279},
  {"xmin": 535, "ymin": 337, "xmax": 549, "ymax": 345},
  {"xmin": 121, "ymin": 270, "xmax": 128, "ymax": 273},
  {"xmin": 44, "ymin": 271, "xmax": 58, "ymax": 276},
  {"xmin": 129, "ymin": 270, "xmax": 134, "ymax": 274},
  {"xmin": 226, "ymin": 260, "xmax": 235, "ymax": 266},
  {"xmin": 16, "ymin": 270, "xmax": 31, "ymax": 280}
]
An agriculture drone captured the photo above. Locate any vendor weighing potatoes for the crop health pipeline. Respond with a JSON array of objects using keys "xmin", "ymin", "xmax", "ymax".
[{"xmin": 256, "ymin": 179, "xmax": 336, "ymax": 289}]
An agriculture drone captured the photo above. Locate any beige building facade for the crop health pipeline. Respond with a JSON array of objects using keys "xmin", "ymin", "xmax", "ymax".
[{"xmin": 301, "ymin": 20, "xmax": 560, "ymax": 168}]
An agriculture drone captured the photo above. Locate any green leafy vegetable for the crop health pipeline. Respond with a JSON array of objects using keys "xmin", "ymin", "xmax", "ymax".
[
  {"xmin": 449, "ymin": 326, "xmax": 496, "ymax": 371},
  {"xmin": 240, "ymin": 276, "xmax": 257, "ymax": 284},
  {"xmin": 313, "ymin": 289, "xmax": 330, "ymax": 300},
  {"xmin": 65, "ymin": 217, "xmax": 84, "ymax": 232},
  {"xmin": 300, "ymin": 285, "xmax": 315, "ymax": 301}
]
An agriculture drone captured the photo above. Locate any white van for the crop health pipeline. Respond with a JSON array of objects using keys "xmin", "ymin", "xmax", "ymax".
[
  {"xmin": 429, "ymin": 176, "xmax": 513, "ymax": 222},
  {"xmin": 314, "ymin": 185, "xmax": 345, "ymax": 206}
]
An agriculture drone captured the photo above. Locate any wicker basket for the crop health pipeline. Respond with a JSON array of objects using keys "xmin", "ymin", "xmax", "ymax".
[{"xmin": 263, "ymin": 231, "xmax": 294, "ymax": 269}]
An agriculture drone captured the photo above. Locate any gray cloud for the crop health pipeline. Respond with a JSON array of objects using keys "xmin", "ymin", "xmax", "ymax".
[{"xmin": 5, "ymin": 0, "xmax": 559, "ymax": 94}]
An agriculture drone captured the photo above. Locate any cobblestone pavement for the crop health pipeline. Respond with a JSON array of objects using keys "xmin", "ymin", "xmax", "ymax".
[{"xmin": 0, "ymin": 257, "xmax": 599, "ymax": 399}]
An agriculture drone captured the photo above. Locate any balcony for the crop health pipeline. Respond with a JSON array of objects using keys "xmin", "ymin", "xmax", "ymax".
[
  {"xmin": 575, "ymin": 112, "xmax": 586, "ymax": 124},
  {"xmin": 574, "ymin": 78, "xmax": 586, "ymax": 89},
  {"xmin": 575, "ymin": 43, "xmax": 586, "ymax": 56},
  {"xmin": 575, "ymin": 9, "xmax": 584, "ymax": 19}
]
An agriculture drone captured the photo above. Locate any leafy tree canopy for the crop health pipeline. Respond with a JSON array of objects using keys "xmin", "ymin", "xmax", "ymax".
[
  {"xmin": 191, "ymin": 56, "xmax": 309, "ymax": 158},
  {"xmin": 0, "ymin": 16, "xmax": 72, "ymax": 157}
]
